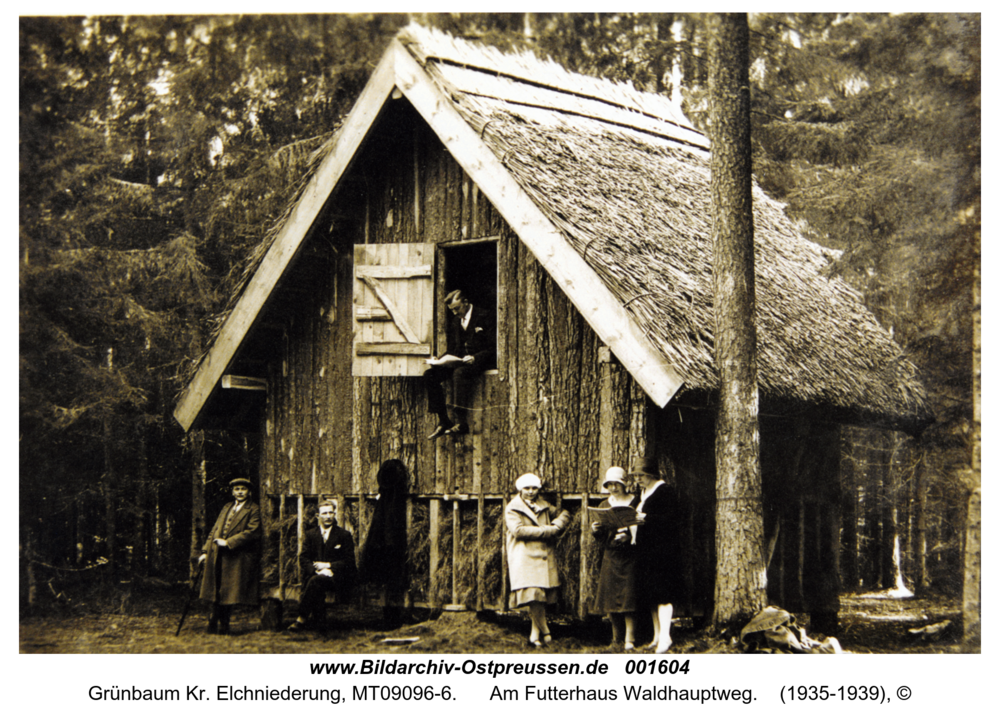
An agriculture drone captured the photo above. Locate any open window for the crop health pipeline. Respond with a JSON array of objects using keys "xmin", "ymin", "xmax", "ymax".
[
  {"xmin": 438, "ymin": 240, "xmax": 498, "ymax": 370},
  {"xmin": 352, "ymin": 240, "xmax": 498, "ymax": 377}
]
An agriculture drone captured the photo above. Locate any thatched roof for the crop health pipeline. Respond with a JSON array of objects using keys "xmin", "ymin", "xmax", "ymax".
[
  {"xmin": 399, "ymin": 25, "xmax": 928, "ymax": 429},
  {"xmin": 175, "ymin": 24, "xmax": 930, "ymax": 433}
]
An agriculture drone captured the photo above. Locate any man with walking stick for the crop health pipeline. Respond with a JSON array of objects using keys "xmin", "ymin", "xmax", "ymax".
[{"xmin": 196, "ymin": 478, "xmax": 261, "ymax": 635}]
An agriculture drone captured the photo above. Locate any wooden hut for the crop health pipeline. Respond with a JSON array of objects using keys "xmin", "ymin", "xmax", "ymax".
[{"xmin": 174, "ymin": 26, "xmax": 930, "ymax": 627}]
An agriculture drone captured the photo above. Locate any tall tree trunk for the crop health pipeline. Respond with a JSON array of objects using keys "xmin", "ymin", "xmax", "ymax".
[
  {"xmin": 914, "ymin": 453, "xmax": 928, "ymax": 593},
  {"xmin": 963, "ymin": 253, "xmax": 981, "ymax": 649},
  {"xmin": 840, "ymin": 431, "xmax": 859, "ymax": 591},
  {"xmin": 102, "ymin": 347, "xmax": 118, "ymax": 579},
  {"xmin": 863, "ymin": 431, "xmax": 883, "ymax": 588},
  {"xmin": 878, "ymin": 434, "xmax": 896, "ymax": 590},
  {"xmin": 134, "ymin": 426, "xmax": 150, "ymax": 578},
  {"xmin": 189, "ymin": 430, "xmax": 207, "ymax": 581},
  {"xmin": 708, "ymin": 12, "xmax": 766, "ymax": 629}
]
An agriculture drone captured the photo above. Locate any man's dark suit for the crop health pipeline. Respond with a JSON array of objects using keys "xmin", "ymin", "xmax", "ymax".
[
  {"xmin": 425, "ymin": 304, "xmax": 496, "ymax": 428},
  {"xmin": 297, "ymin": 523, "xmax": 357, "ymax": 624}
]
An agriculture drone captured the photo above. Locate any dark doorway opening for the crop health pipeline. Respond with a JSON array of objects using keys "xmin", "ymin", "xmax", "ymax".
[
  {"xmin": 439, "ymin": 241, "xmax": 498, "ymax": 368},
  {"xmin": 443, "ymin": 241, "xmax": 497, "ymax": 314}
]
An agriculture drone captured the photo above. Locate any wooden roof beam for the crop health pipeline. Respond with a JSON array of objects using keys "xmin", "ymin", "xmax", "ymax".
[
  {"xmin": 173, "ymin": 43, "xmax": 400, "ymax": 431},
  {"xmin": 393, "ymin": 42, "xmax": 684, "ymax": 407}
]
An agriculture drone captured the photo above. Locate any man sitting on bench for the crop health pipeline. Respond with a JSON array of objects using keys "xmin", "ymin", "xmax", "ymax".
[{"xmin": 287, "ymin": 499, "xmax": 356, "ymax": 632}]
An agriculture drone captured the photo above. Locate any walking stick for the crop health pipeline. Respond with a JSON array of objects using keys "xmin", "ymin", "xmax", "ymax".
[{"xmin": 175, "ymin": 560, "xmax": 205, "ymax": 637}]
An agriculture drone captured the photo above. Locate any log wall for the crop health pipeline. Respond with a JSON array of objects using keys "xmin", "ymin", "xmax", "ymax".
[
  {"xmin": 255, "ymin": 102, "xmax": 843, "ymax": 623},
  {"xmin": 258, "ymin": 102, "xmax": 648, "ymax": 615}
]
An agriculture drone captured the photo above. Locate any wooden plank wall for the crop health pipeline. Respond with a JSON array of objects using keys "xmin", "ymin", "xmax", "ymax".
[{"xmin": 259, "ymin": 104, "xmax": 650, "ymax": 614}]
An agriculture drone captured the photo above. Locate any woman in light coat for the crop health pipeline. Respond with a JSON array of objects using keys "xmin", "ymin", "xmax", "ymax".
[{"xmin": 505, "ymin": 473, "xmax": 571, "ymax": 647}]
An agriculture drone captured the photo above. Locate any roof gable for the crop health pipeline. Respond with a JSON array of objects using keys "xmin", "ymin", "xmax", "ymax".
[
  {"xmin": 175, "ymin": 24, "xmax": 929, "ymax": 433},
  {"xmin": 174, "ymin": 32, "xmax": 684, "ymax": 430}
]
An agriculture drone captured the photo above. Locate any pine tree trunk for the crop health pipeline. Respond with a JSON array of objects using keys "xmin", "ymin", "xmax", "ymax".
[
  {"xmin": 708, "ymin": 12, "xmax": 766, "ymax": 629},
  {"xmin": 878, "ymin": 434, "xmax": 896, "ymax": 590},
  {"xmin": 963, "ymin": 258, "xmax": 981, "ymax": 649},
  {"xmin": 102, "ymin": 347, "xmax": 118, "ymax": 580},
  {"xmin": 840, "ymin": 432, "xmax": 860, "ymax": 591},
  {"xmin": 914, "ymin": 455, "xmax": 928, "ymax": 593},
  {"xmin": 189, "ymin": 431, "xmax": 207, "ymax": 580},
  {"xmin": 863, "ymin": 432, "xmax": 883, "ymax": 588}
]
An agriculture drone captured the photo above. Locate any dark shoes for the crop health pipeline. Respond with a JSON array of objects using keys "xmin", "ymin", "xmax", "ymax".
[{"xmin": 206, "ymin": 622, "xmax": 229, "ymax": 635}]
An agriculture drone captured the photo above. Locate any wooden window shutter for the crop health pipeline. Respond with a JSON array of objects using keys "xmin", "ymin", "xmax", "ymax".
[{"xmin": 353, "ymin": 243, "xmax": 434, "ymax": 377}]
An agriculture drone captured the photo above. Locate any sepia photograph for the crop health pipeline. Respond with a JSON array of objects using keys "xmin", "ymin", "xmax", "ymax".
[{"xmin": 19, "ymin": 12, "xmax": 980, "ymax": 661}]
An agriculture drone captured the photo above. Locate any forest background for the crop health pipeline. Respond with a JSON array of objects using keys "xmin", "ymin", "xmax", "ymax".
[{"xmin": 18, "ymin": 13, "xmax": 980, "ymax": 627}]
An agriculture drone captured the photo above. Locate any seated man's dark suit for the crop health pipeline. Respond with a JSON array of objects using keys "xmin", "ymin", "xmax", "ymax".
[
  {"xmin": 425, "ymin": 304, "xmax": 497, "ymax": 429},
  {"xmin": 297, "ymin": 522, "xmax": 357, "ymax": 624}
]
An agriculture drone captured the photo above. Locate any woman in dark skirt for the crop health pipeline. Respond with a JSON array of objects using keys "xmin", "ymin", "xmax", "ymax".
[
  {"xmin": 359, "ymin": 459, "xmax": 410, "ymax": 627},
  {"xmin": 631, "ymin": 455, "xmax": 681, "ymax": 653},
  {"xmin": 590, "ymin": 466, "xmax": 639, "ymax": 650}
]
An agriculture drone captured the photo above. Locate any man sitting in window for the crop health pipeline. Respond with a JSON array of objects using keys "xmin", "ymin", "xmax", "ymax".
[
  {"xmin": 287, "ymin": 499, "xmax": 356, "ymax": 633},
  {"xmin": 424, "ymin": 289, "xmax": 496, "ymax": 439}
]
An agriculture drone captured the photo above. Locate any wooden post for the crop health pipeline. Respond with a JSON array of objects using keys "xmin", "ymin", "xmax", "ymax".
[
  {"xmin": 579, "ymin": 490, "xmax": 590, "ymax": 619},
  {"xmin": 429, "ymin": 499, "xmax": 440, "ymax": 607},
  {"xmin": 452, "ymin": 499, "xmax": 460, "ymax": 605},
  {"xmin": 278, "ymin": 494, "xmax": 286, "ymax": 597},
  {"xmin": 476, "ymin": 490, "xmax": 485, "ymax": 611},
  {"xmin": 296, "ymin": 494, "xmax": 305, "ymax": 585},
  {"xmin": 405, "ymin": 496, "xmax": 414, "ymax": 610}
]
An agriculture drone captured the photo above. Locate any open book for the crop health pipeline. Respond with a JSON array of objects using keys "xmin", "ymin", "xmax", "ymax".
[
  {"xmin": 425, "ymin": 354, "xmax": 466, "ymax": 368},
  {"xmin": 588, "ymin": 505, "xmax": 639, "ymax": 530}
]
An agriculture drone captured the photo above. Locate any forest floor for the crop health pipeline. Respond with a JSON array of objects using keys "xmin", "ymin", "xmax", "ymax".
[{"xmin": 19, "ymin": 583, "xmax": 969, "ymax": 654}]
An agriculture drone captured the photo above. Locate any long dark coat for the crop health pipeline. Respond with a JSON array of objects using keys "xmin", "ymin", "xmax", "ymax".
[
  {"xmin": 591, "ymin": 496, "xmax": 639, "ymax": 614},
  {"xmin": 633, "ymin": 483, "xmax": 681, "ymax": 608},
  {"xmin": 359, "ymin": 459, "xmax": 408, "ymax": 592},
  {"xmin": 199, "ymin": 501, "xmax": 261, "ymax": 606}
]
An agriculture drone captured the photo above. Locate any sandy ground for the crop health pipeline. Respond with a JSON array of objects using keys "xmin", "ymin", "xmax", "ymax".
[{"xmin": 19, "ymin": 585, "xmax": 966, "ymax": 655}]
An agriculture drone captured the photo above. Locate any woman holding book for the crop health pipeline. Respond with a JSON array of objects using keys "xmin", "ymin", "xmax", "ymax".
[
  {"xmin": 505, "ymin": 472, "xmax": 572, "ymax": 648},
  {"xmin": 590, "ymin": 466, "xmax": 640, "ymax": 650}
]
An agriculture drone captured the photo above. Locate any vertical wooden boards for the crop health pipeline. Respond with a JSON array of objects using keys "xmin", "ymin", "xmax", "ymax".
[
  {"xmin": 518, "ymin": 242, "xmax": 543, "ymax": 476},
  {"xmin": 496, "ymin": 227, "xmax": 517, "ymax": 493},
  {"xmin": 249, "ymin": 87, "xmax": 687, "ymax": 616},
  {"xmin": 545, "ymin": 273, "xmax": 581, "ymax": 492},
  {"xmin": 577, "ymin": 322, "xmax": 601, "ymax": 489},
  {"xmin": 352, "ymin": 243, "xmax": 434, "ymax": 376}
]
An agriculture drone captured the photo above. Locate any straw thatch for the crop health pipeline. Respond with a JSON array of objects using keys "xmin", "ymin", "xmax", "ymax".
[
  {"xmin": 190, "ymin": 24, "xmax": 929, "ymax": 432},
  {"xmin": 397, "ymin": 25, "xmax": 929, "ymax": 429}
]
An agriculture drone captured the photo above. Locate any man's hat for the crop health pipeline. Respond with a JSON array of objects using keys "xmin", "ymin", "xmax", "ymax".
[
  {"xmin": 229, "ymin": 477, "xmax": 253, "ymax": 489},
  {"xmin": 515, "ymin": 473, "xmax": 542, "ymax": 490},
  {"xmin": 445, "ymin": 289, "xmax": 466, "ymax": 309},
  {"xmin": 628, "ymin": 456, "xmax": 659, "ymax": 479},
  {"xmin": 601, "ymin": 466, "xmax": 627, "ymax": 490}
]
